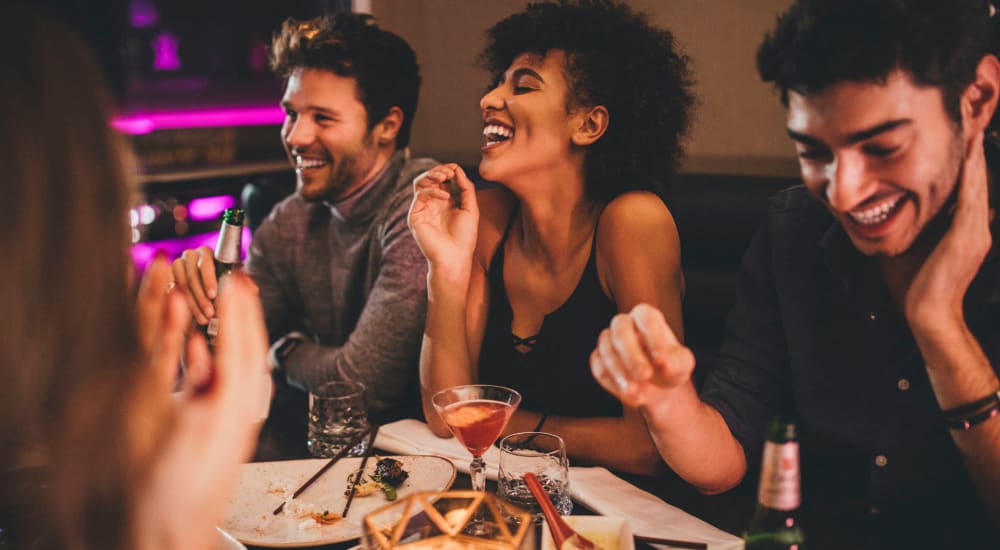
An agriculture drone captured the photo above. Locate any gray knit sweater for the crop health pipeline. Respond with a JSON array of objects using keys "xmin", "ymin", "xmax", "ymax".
[{"xmin": 247, "ymin": 151, "xmax": 437, "ymax": 415}]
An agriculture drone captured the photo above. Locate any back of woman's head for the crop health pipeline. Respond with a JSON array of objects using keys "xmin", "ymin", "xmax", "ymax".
[
  {"xmin": 481, "ymin": 0, "xmax": 695, "ymax": 201},
  {"xmin": 0, "ymin": 3, "xmax": 143, "ymax": 548}
]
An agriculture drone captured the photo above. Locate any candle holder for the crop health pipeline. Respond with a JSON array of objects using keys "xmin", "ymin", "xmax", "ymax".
[{"xmin": 362, "ymin": 490, "xmax": 533, "ymax": 550}]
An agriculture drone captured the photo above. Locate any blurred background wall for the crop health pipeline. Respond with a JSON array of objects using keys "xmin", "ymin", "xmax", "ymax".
[{"xmin": 371, "ymin": 0, "xmax": 798, "ymax": 176}]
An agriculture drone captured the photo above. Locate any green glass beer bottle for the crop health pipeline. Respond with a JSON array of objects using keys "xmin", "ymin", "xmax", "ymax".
[
  {"xmin": 203, "ymin": 207, "xmax": 244, "ymax": 349},
  {"xmin": 743, "ymin": 417, "xmax": 806, "ymax": 550}
]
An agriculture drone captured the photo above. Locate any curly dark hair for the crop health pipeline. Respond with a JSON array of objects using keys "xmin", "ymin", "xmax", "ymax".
[
  {"xmin": 270, "ymin": 13, "xmax": 420, "ymax": 149},
  {"xmin": 758, "ymin": 0, "xmax": 1000, "ymax": 130},
  {"xmin": 480, "ymin": 0, "xmax": 695, "ymax": 201}
]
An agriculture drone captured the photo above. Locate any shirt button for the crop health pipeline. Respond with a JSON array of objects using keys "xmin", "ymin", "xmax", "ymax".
[
  {"xmin": 875, "ymin": 454, "xmax": 888, "ymax": 467},
  {"xmin": 867, "ymin": 312, "xmax": 878, "ymax": 321},
  {"xmin": 897, "ymin": 378, "xmax": 911, "ymax": 391}
]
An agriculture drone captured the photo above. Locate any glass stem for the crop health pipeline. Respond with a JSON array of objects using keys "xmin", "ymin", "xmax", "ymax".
[{"xmin": 470, "ymin": 456, "xmax": 487, "ymax": 492}]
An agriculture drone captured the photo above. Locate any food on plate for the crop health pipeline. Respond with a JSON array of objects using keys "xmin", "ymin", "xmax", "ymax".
[
  {"xmin": 346, "ymin": 457, "xmax": 410, "ymax": 501},
  {"xmin": 375, "ymin": 457, "xmax": 410, "ymax": 486},
  {"xmin": 310, "ymin": 510, "xmax": 342, "ymax": 525}
]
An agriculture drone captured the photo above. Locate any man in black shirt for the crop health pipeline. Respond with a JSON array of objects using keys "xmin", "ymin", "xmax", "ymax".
[{"xmin": 590, "ymin": 1, "xmax": 1000, "ymax": 546}]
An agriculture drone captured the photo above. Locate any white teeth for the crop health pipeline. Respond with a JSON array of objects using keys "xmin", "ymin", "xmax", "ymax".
[
  {"xmin": 483, "ymin": 124, "xmax": 513, "ymax": 144},
  {"xmin": 848, "ymin": 196, "xmax": 903, "ymax": 225},
  {"xmin": 296, "ymin": 156, "xmax": 329, "ymax": 170}
]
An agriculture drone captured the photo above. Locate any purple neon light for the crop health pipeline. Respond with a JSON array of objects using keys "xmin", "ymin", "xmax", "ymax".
[
  {"xmin": 130, "ymin": 227, "xmax": 252, "ymax": 272},
  {"xmin": 187, "ymin": 195, "xmax": 237, "ymax": 222},
  {"xmin": 129, "ymin": 0, "xmax": 159, "ymax": 28},
  {"xmin": 152, "ymin": 32, "xmax": 182, "ymax": 71},
  {"xmin": 112, "ymin": 106, "xmax": 284, "ymax": 135}
]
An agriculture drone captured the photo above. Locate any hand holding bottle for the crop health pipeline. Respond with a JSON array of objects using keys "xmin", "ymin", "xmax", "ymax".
[{"xmin": 171, "ymin": 208, "xmax": 244, "ymax": 330}]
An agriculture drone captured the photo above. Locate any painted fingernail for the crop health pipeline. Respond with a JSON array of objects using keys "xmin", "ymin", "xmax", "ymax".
[{"xmin": 207, "ymin": 288, "xmax": 217, "ymax": 299}]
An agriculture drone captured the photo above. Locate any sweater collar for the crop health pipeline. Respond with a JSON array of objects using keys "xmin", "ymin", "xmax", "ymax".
[{"xmin": 326, "ymin": 150, "xmax": 406, "ymax": 224}]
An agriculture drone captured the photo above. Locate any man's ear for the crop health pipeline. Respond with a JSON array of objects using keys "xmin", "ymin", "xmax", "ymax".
[
  {"xmin": 962, "ymin": 55, "xmax": 1000, "ymax": 136},
  {"xmin": 570, "ymin": 105, "xmax": 609, "ymax": 147},
  {"xmin": 373, "ymin": 106, "xmax": 404, "ymax": 147}
]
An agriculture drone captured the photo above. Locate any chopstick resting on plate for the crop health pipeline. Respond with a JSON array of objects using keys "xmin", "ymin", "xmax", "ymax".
[
  {"xmin": 342, "ymin": 424, "xmax": 380, "ymax": 518},
  {"xmin": 273, "ymin": 425, "xmax": 373, "ymax": 515}
]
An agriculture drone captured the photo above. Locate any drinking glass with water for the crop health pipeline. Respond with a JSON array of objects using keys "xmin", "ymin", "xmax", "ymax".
[
  {"xmin": 498, "ymin": 431, "xmax": 572, "ymax": 523},
  {"xmin": 307, "ymin": 381, "xmax": 370, "ymax": 457}
]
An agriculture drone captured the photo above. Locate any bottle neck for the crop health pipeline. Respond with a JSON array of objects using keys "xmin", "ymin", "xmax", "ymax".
[
  {"xmin": 214, "ymin": 222, "xmax": 243, "ymax": 265},
  {"xmin": 757, "ymin": 440, "xmax": 801, "ymax": 512}
]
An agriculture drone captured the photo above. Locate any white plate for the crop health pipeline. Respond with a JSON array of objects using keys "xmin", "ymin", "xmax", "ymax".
[
  {"xmin": 215, "ymin": 527, "xmax": 247, "ymax": 550},
  {"xmin": 222, "ymin": 455, "xmax": 456, "ymax": 548}
]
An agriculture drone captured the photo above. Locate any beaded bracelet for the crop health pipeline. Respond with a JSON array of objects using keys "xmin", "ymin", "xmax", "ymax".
[{"xmin": 943, "ymin": 390, "xmax": 1000, "ymax": 431}]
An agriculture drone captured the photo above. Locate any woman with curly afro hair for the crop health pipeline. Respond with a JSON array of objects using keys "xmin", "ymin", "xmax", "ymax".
[{"xmin": 409, "ymin": 0, "xmax": 694, "ymax": 474}]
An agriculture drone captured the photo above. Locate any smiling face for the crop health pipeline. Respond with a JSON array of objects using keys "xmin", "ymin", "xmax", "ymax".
[
  {"xmin": 280, "ymin": 68, "xmax": 385, "ymax": 202},
  {"xmin": 478, "ymin": 50, "xmax": 584, "ymax": 186},
  {"xmin": 787, "ymin": 70, "xmax": 966, "ymax": 257}
]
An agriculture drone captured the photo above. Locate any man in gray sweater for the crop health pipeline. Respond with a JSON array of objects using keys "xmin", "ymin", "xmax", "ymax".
[{"xmin": 171, "ymin": 13, "xmax": 436, "ymax": 456}]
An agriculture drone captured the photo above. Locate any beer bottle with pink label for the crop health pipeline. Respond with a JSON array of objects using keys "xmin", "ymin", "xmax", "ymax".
[{"xmin": 743, "ymin": 417, "xmax": 806, "ymax": 550}]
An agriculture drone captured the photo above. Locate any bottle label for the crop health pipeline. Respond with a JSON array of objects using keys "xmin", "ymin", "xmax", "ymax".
[
  {"xmin": 758, "ymin": 441, "xmax": 800, "ymax": 511},
  {"xmin": 215, "ymin": 222, "xmax": 243, "ymax": 264}
]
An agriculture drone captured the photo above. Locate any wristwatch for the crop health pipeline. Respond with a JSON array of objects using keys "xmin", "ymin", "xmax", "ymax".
[{"xmin": 268, "ymin": 331, "xmax": 306, "ymax": 371}]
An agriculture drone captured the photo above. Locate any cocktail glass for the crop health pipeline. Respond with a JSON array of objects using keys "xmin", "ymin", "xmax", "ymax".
[{"xmin": 431, "ymin": 384, "xmax": 521, "ymax": 493}]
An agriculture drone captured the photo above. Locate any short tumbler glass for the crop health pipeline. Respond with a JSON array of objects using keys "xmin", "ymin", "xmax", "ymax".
[
  {"xmin": 497, "ymin": 432, "xmax": 572, "ymax": 523},
  {"xmin": 307, "ymin": 381, "xmax": 370, "ymax": 457}
]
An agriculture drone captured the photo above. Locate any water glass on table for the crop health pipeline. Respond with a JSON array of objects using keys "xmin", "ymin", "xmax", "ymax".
[
  {"xmin": 498, "ymin": 431, "xmax": 572, "ymax": 523},
  {"xmin": 307, "ymin": 381, "xmax": 370, "ymax": 458}
]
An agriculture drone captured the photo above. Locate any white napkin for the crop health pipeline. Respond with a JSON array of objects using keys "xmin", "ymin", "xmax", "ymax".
[
  {"xmin": 375, "ymin": 418, "xmax": 503, "ymax": 479},
  {"xmin": 376, "ymin": 420, "xmax": 743, "ymax": 550}
]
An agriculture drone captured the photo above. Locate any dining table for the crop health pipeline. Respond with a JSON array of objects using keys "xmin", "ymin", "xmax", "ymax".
[{"xmin": 242, "ymin": 410, "xmax": 756, "ymax": 550}]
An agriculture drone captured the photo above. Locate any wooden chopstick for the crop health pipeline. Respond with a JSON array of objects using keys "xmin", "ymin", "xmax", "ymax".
[
  {"xmin": 634, "ymin": 534, "xmax": 708, "ymax": 549},
  {"xmin": 273, "ymin": 425, "xmax": 373, "ymax": 515},
  {"xmin": 341, "ymin": 424, "xmax": 380, "ymax": 518}
]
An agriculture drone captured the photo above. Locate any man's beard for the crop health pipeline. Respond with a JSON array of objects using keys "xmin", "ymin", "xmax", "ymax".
[
  {"xmin": 298, "ymin": 153, "xmax": 358, "ymax": 203},
  {"xmin": 902, "ymin": 129, "xmax": 966, "ymax": 257}
]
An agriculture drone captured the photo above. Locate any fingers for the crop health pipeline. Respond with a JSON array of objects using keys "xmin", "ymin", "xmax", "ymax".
[
  {"xmin": 590, "ymin": 324, "xmax": 645, "ymax": 407},
  {"xmin": 451, "ymin": 165, "xmax": 480, "ymax": 217},
  {"xmin": 183, "ymin": 330, "xmax": 214, "ymax": 394},
  {"xmin": 150, "ymin": 289, "xmax": 190, "ymax": 390},
  {"xmin": 413, "ymin": 163, "xmax": 478, "ymax": 214},
  {"xmin": 172, "ymin": 246, "xmax": 217, "ymax": 325},
  {"xmin": 589, "ymin": 304, "xmax": 694, "ymax": 406},
  {"xmin": 137, "ymin": 253, "xmax": 173, "ymax": 353},
  {"xmin": 630, "ymin": 303, "xmax": 689, "ymax": 375},
  {"xmin": 214, "ymin": 274, "xmax": 269, "ymax": 421},
  {"xmin": 957, "ymin": 131, "xmax": 991, "ymax": 236}
]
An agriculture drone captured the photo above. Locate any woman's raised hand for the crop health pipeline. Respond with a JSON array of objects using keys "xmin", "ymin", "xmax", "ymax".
[
  {"xmin": 408, "ymin": 163, "xmax": 480, "ymax": 273},
  {"xmin": 135, "ymin": 257, "xmax": 268, "ymax": 549}
]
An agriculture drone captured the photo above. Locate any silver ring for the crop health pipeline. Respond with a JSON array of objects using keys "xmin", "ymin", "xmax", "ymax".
[{"xmin": 166, "ymin": 281, "xmax": 177, "ymax": 294}]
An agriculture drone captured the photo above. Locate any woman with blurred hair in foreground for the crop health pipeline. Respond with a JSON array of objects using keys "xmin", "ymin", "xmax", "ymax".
[
  {"xmin": 410, "ymin": 0, "xmax": 694, "ymax": 474},
  {"xmin": 0, "ymin": 3, "xmax": 268, "ymax": 549}
]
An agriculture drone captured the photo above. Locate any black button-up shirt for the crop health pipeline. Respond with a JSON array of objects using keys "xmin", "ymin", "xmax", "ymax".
[{"xmin": 701, "ymin": 185, "xmax": 1000, "ymax": 548}]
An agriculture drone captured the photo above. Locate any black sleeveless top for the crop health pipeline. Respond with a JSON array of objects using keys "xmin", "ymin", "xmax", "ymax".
[{"xmin": 477, "ymin": 209, "xmax": 622, "ymax": 418}]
